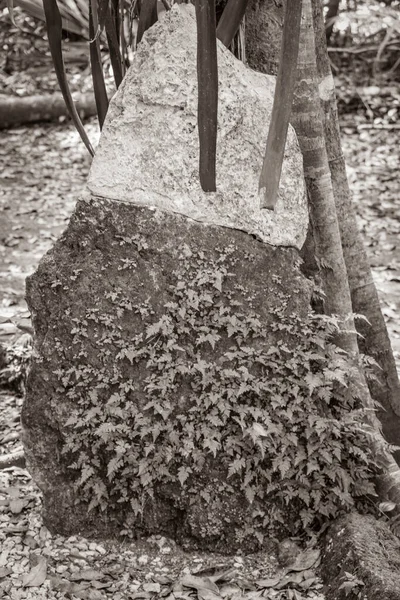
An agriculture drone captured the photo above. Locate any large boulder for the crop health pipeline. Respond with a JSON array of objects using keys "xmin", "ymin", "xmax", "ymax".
[
  {"xmin": 88, "ymin": 4, "xmax": 308, "ymax": 249},
  {"xmin": 22, "ymin": 5, "xmax": 312, "ymax": 552},
  {"xmin": 23, "ymin": 198, "xmax": 312, "ymax": 552},
  {"xmin": 322, "ymin": 513, "xmax": 400, "ymax": 600}
]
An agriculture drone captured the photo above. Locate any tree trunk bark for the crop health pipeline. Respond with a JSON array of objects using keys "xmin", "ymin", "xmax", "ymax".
[
  {"xmin": 290, "ymin": 0, "xmax": 356, "ymax": 350},
  {"xmin": 0, "ymin": 93, "xmax": 97, "ymax": 129},
  {"xmin": 245, "ymin": 0, "xmax": 285, "ymax": 75},
  {"xmin": 245, "ymin": 0, "xmax": 400, "ymax": 456},
  {"xmin": 311, "ymin": 0, "xmax": 400, "ymax": 455},
  {"xmin": 245, "ymin": 0, "xmax": 400, "ymax": 504}
]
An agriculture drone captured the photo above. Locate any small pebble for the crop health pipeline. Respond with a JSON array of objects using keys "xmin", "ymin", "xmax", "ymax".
[
  {"xmin": 69, "ymin": 564, "xmax": 79, "ymax": 572},
  {"xmin": 138, "ymin": 554, "xmax": 149, "ymax": 565},
  {"xmin": 56, "ymin": 564, "xmax": 68, "ymax": 574},
  {"xmin": 66, "ymin": 536, "xmax": 78, "ymax": 543},
  {"xmin": 76, "ymin": 541, "xmax": 88, "ymax": 550},
  {"xmin": 88, "ymin": 542, "xmax": 98, "ymax": 551}
]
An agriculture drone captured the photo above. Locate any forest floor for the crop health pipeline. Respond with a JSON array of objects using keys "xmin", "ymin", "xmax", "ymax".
[{"xmin": 1, "ymin": 20, "xmax": 400, "ymax": 599}]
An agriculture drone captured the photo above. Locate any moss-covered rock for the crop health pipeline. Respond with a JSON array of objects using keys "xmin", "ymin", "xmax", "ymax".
[
  {"xmin": 22, "ymin": 195, "xmax": 315, "ymax": 551},
  {"xmin": 322, "ymin": 512, "xmax": 400, "ymax": 600}
]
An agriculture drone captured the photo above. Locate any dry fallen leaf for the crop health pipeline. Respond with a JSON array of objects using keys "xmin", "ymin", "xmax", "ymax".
[
  {"xmin": 300, "ymin": 576, "xmax": 317, "ymax": 590},
  {"xmin": 219, "ymin": 583, "xmax": 242, "ymax": 598},
  {"xmin": 255, "ymin": 575, "xmax": 281, "ymax": 588},
  {"xmin": 197, "ymin": 589, "xmax": 222, "ymax": 600},
  {"xmin": 70, "ymin": 568, "xmax": 106, "ymax": 581},
  {"xmin": 142, "ymin": 582, "xmax": 161, "ymax": 593},
  {"xmin": 74, "ymin": 588, "xmax": 107, "ymax": 600},
  {"xmin": 22, "ymin": 556, "xmax": 47, "ymax": 587},
  {"xmin": 193, "ymin": 563, "xmax": 231, "ymax": 579},
  {"xmin": 6, "ymin": 486, "xmax": 21, "ymax": 499},
  {"xmin": 181, "ymin": 575, "xmax": 220, "ymax": 594},
  {"xmin": 50, "ymin": 576, "xmax": 91, "ymax": 594},
  {"xmin": 0, "ymin": 552, "xmax": 9, "ymax": 568},
  {"xmin": 9, "ymin": 498, "xmax": 26, "ymax": 514},
  {"xmin": 285, "ymin": 548, "xmax": 321, "ymax": 572},
  {"xmin": 0, "ymin": 567, "xmax": 12, "ymax": 578},
  {"xmin": 164, "ymin": 594, "xmax": 193, "ymax": 600},
  {"xmin": 153, "ymin": 574, "xmax": 173, "ymax": 585},
  {"xmin": 91, "ymin": 580, "xmax": 112, "ymax": 589},
  {"xmin": 276, "ymin": 571, "xmax": 305, "ymax": 590},
  {"xmin": 23, "ymin": 534, "xmax": 39, "ymax": 549}
]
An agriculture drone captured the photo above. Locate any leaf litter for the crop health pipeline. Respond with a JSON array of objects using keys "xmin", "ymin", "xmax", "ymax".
[{"xmin": 0, "ymin": 457, "xmax": 325, "ymax": 600}]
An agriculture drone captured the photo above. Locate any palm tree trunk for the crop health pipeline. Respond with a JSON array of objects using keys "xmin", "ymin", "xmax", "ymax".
[
  {"xmin": 245, "ymin": 0, "xmax": 400, "ymax": 505},
  {"xmin": 290, "ymin": 0, "xmax": 355, "ymax": 347},
  {"xmin": 311, "ymin": 0, "xmax": 400, "ymax": 454}
]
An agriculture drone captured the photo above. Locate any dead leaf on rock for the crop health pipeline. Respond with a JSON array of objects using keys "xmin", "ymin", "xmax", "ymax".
[
  {"xmin": 70, "ymin": 568, "xmax": 106, "ymax": 581},
  {"xmin": 22, "ymin": 556, "xmax": 47, "ymax": 587}
]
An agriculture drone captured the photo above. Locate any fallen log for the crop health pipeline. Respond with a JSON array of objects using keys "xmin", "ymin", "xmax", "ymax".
[
  {"xmin": 0, "ymin": 448, "xmax": 26, "ymax": 469},
  {"xmin": 0, "ymin": 93, "xmax": 97, "ymax": 129}
]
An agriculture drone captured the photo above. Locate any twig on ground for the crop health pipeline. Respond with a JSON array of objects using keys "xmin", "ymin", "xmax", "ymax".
[{"xmin": 0, "ymin": 448, "xmax": 26, "ymax": 470}]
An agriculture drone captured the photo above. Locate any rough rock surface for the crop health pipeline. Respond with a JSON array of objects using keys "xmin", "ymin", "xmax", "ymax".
[
  {"xmin": 88, "ymin": 4, "xmax": 308, "ymax": 249},
  {"xmin": 22, "ymin": 196, "xmax": 312, "ymax": 551},
  {"xmin": 321, "ymin": 512, "xmax": 400, "ymax": 600}
]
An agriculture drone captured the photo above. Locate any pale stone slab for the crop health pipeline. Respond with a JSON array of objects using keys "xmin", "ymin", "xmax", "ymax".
[{"xmin": 88, "ymin": 5, "xmax": 308, "ymax": 249}]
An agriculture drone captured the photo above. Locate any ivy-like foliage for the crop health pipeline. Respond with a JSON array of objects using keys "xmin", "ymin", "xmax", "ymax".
[{"xmin": 57, "ymin": 242, "xmax": 379, "ymax": 543}]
